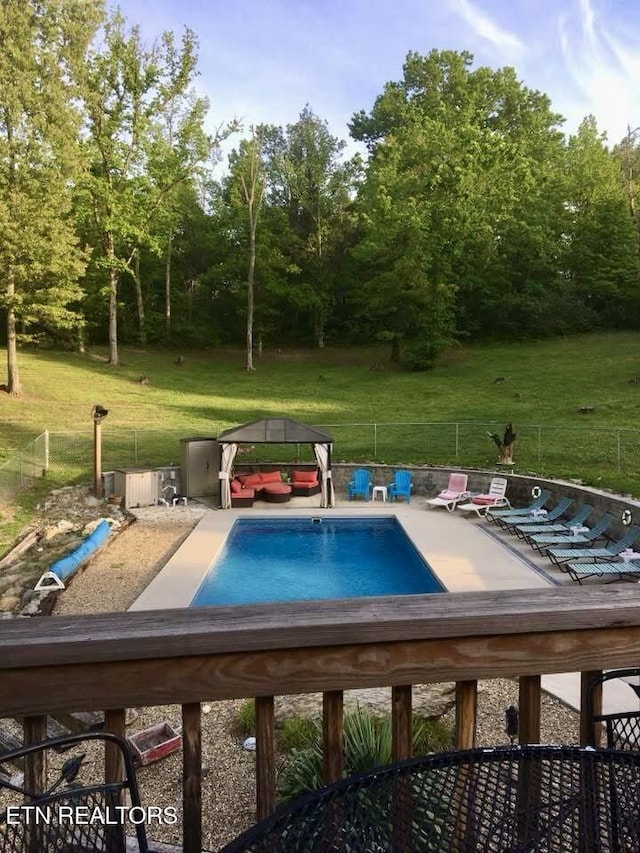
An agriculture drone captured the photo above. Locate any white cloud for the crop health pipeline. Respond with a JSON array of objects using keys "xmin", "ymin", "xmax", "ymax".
[
  {"xmin": 558, "ymin": 0, "xmax": 640, "ymax": 143},
  {"xmin": 448, "ymin": 0, "xmax": 526, "ymax": 62}
]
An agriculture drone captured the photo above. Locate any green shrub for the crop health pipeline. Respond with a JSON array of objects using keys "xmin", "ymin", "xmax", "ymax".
[
  {"xmin": 277, "ymin": 708, "xmax": 454, "ymax": 803},
  {"xmin": 278, "ymin": 716, "xmax": 320, "ymax": 752},
  {"xmin": 232, "ymin": 699, "xmax": 256, "ymax": 738}
]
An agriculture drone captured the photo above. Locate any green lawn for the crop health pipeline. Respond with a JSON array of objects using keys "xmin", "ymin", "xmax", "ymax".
[{"xmin": 1, "ymin": 331, "xmax": 640, "ymax": 499}]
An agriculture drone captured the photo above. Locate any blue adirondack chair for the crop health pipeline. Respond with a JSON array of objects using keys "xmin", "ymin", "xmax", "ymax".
[
  {"xmin": 388, "ymin": 469, "xmax": 413, "ymax": 504},
  {"xmin": 348, "ymin": 468, "xmax": 372, "ymax": 501}
]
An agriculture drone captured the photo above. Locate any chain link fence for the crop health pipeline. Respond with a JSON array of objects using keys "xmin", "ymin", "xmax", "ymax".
[{"xmin": 1, "ymin": 422, "xmax": 639, "ymax": 506}]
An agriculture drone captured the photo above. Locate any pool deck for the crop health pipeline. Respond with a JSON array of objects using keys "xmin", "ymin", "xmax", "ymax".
[{"xmin": 129, "ymin": 496, "xmax": 639, "ymax": 718}]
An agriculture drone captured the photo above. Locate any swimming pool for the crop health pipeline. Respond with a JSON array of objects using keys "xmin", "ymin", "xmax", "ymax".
[{"xmin": 190, "ymin": 516, "xmax": 445, "ymax": 607}]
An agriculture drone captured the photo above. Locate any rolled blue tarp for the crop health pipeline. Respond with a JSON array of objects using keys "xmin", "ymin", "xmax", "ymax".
[{"xmin": 49, "ymin": 519, "xmax": 111, "ymax": 582}]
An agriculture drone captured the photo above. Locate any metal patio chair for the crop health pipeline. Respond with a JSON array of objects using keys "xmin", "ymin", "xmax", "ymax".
[
  {"xmin": 586, "ymin": 667, "xmax": 640, "ymax": 751},
  {"xmin": 0, "ymin": 730, "xmax": 149, "ymax": 852},
  {"xmin": 221, "ymin": 744, "xmax": 640, "ymax": 852}
]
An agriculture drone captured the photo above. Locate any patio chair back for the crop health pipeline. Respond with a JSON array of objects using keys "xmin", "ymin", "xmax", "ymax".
[
  {"xmin": 388, "ymin": 469, "xmax": 413, "ymax": 503},
  {"xmin": 222, "ymin": 745, "xmax": 640, "ymax": 852},
  {"xmin": 487, "ymin": 476, "xmax": 508, "ymax": 500},
  {"xmin": 0, "ymin": 731, "xmax": 149, "ymax": 852},
  {"xmin": 586, "ymin": 668, "xmax": 640, "ymax": 750},
  {"xmin": 348, "ymin": 468, "xmax": 372, "ymax": 500},
  {"xmin": 446, "ymin": 472, "xmax": 468, "ymax": 494}
]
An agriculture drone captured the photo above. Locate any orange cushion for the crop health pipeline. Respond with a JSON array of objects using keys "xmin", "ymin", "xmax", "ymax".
[
  {"xmin": 230, "ymin": 479, "xmax": 242, "ymax": 494},
  {"xmin": 292, "ymin": 470, "xmax": 317, "ymax": 483},
  {"xmin": 260, "ymin": 471, "xmax": 282, "ymax": 484},
  {"xmin": 238, "ymin": 473, "xmax": 262, "ymax": 487}
]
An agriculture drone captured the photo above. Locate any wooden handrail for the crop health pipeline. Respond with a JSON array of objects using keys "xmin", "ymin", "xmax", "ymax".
[{"xmin": 3, "ymin": 585, "xmax": 640, "ymax": 852}]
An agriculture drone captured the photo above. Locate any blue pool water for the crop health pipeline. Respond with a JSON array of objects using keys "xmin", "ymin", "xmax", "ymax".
[{"xmin": 190, "ymin": 516, "xmax": 444, "ymax": 607}]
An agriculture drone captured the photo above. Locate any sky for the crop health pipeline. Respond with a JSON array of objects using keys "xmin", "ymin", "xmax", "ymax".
[{"xmin": 114, "ymin": 0, "xmax": 640, "ymax": 162}]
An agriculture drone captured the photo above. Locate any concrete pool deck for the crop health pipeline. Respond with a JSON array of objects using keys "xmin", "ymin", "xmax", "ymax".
[{"xmin": 129, "ymin": 497, "xmax": 638, "ymax": 718}]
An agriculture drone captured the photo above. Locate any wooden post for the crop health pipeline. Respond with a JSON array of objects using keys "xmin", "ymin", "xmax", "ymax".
[
  {"xmin": 256, "ymin": 696, "xmax": 276, "ymax": 819},
  {"xmin": 23, "ymin": 715, "xmax": 47, "ymax": 853},
  {"xmin": 392, "ymin": 685, "xmax": 413, "ymax": 762},
  {"xmin": 104, "ymin": 708, "xmax": 126, "ymax": 785},
  {"xmin": 519, "ymin": 675, "xmax": 541, "ymax": 744},
  {"xmin": 455, "ymin": 680, "xmax": 477, "ymax": 749},
  {"xmin": 581, "ymin": 670, "xmax": 602, "ymax": 746},
  {"xmin": 182, "ymin": 702, "xmax": 202, "ymax": 853},
  {"xmin": 94, "ymin": 418, "xmax": 103, "ymax": 499},
  {"xmin": 322, "ymin": 690, "xmax": 343, "ymax": 784},
  {"xmin": 104, "ymin": 709, "xmax": 126, "ymax": 853}
]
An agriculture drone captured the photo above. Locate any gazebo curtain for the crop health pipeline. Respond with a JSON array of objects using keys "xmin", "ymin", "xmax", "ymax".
[
  {"xmin": 219, "ymin": 442, "xmax": 238, "ymax": 509},
  {"xmin": 313, "ymin": 443, "xmax": 334, "ymax": 509}
]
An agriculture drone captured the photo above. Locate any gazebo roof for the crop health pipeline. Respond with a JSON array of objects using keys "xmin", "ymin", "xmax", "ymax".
[{"xmin": 217, "ymin": 418, "xmax": 333, "ymax": 445}]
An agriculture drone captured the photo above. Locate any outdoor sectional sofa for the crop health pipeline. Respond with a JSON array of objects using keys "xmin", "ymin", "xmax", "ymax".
[{"xmin": 229, "ymin": 469, "xmax": 320, "ymax": 507}]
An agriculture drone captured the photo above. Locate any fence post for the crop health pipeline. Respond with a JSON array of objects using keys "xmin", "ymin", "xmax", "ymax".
[
  {"xmin": 43, "ymin": 430, "xmax": 49, "ymax": 475},
  {"xmin": 617, "ymin": 430, "xmax": 622, "ymax": 472},
  {"xmin": 374, "ymin": 423, "xmax": 377, "ymax": 459},
  {"xmin": 455, "ymin": 423, "xmax": 459, "ymax": 459},
  {"xmin": 134, "ymin": 430, "xmax": 138, "ymax": 465},
  {"xmin": 538, "ymin": 426, "xmax": 542, "ymax": 464}
]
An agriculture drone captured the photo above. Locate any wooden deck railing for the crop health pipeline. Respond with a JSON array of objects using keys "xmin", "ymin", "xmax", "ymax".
[{"xmin": 3, "ymin": 584, "xmax": 640, "ymax": 851}]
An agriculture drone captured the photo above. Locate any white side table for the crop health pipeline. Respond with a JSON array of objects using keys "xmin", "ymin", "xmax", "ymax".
[{"xmin": 372, "ymin": 486, "xmax": 387, "ymax": 502}]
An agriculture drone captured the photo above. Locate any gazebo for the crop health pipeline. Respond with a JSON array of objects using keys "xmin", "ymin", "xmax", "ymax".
[{"xmin": 217, "ymin": 418, "xmax": 335, "ymax": 509}]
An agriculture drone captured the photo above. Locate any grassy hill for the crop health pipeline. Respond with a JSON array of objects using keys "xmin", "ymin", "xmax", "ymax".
[{"xmin": 1, "ymin": 331, "xmax": 640, "ymax": 499}]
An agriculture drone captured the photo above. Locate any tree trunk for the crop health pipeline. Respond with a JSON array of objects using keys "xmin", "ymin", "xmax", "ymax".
[
  {"xmin": 246, "ymin": 224, "xmax": 256, "ymax": 371},
  {"xmin": 6, "ymin": 267, "xmax": 21, "ymax": 395},
  {"xmin": 106, "ymin": 231, "xmax": 119, "ymax": 366},
  {"xmin": 165, "ymin": 226, "xmax": 172, "ymax": 340},
  {"xmin": 390, "ymin": 337, "xmax": 401, "ymax": 363},
  {"xmin": 132, "ymin": 250, "xmax": 146, "ymax": 346}
]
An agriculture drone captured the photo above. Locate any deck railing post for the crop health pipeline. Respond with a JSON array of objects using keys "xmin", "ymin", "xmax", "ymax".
[
  {"xmin": 182, "ymin": 702, "xmax": 202, "ymax": 853},
  {"xmin": 323, "ymin": 690, "xmax": 344, "ymax": 784},
  {"xmin": 256, "ymin": 696, "xmax": 276, "ymax": 820},
  {"xmin": 580, "ymin": 670, "xmax": 602, "ymax": 746},
  {"xmin": 518, "ymin": 675, "xmax": 541, "ymax": 744},
  {"xmin": 392, "ymin": 685, "xmax": 413, "ymax": 761},
  {"xmin": 455, "ymin": 680, "xmax": 477, "ymax": 749}
]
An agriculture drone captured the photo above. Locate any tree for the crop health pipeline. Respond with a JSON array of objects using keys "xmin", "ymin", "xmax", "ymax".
[
  {"xmin": 562, "ymin": 117, "xmax": 640, "ymax": 328},
  {"xmin": 145, "ymin": 30, "xmax": 231, "ymax": 342},
  {"xmin": 0, "ymin": 0, "xmax": 101, "ymax": 393},
  {"xmin": 350, "ymin": 50, "xmax": 568, "ymax": 352},
  {"xmin": 79, "ymin": 12, "xmax": 214, "ymax": 363},
  {"xmin": 269, "ymin": 106, "xmax": 359, "ymax": 347},
  {"xmin": 234, "ymin": 128, "xmax": 267, "ymax": 371}
]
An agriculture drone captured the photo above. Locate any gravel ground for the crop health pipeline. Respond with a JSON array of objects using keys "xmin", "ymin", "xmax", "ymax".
[{"xmin": 47, "ymin": 507, "xmax": 580, "ymax": 852}]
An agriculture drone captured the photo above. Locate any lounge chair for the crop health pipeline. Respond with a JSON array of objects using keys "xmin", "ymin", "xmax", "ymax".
[
  {"xmin": 498, "ymin": 496, "xmax": 574, "ymax": 534},
  {"xmin": 564, "ymin": 559, "xmax": 640, "ymax": 584},
  {"xmin": 348, "ymin": 468, "xmax": 372, "ymax": 501},
  {"xmin": 529, "ymin": 512, "xmax": 614, "ymax": 552},
  {"xmin": 485, "ymin": 489, "xmax": 551, "ymax": 523},
  {"xmin": 456, "ymin": 477, "xmax": 510, "ymax": 517},
  {"xmin": 513, "ymin": 504, "xmax": 594, "ymax": 540},
  {"xmin": 547, "ymin": 524, "xmax": 640, "ymax": 566},
  {"xmin": 424, "ymin": 473, "xmax": 470, "ymax": 512},
  {"xmin": 387, "ymin": 469, "xmax": 413, "ymax": 504}
]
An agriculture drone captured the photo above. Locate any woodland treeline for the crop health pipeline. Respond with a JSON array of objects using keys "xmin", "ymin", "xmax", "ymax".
[{"xmin": 2, "ymin": 2, "xmax": 640, "ymax": 391}]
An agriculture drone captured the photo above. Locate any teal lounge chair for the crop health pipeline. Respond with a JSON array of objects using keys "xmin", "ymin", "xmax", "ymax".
[
  {"xmin": 387, "ymin": 469, "xmax": 413, "ymax": 504},
  {"xmin": 547, "ymin": 524, "xmax": 640, "ymax": 566},
  {"xmin": 500, "ymin": 497, "xmax": 574, "ymax": 534},
  {"xmin": 348, "ymin": 468, "xmax": 372, "ymax": 501},
  {"xmin": 565, "ymin": 559, "xmax": 640, "ymax": 584},
  {"xmin": 530, "ymin": 512, "xmax": 613, "ymax": 552},
  {"xmin": 486, "ymin": 489, "xmax": 550, "ymax": 524},
  {"xmin": 513, "ymin": 504, "xmax": 594, "ymax": 540}
]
